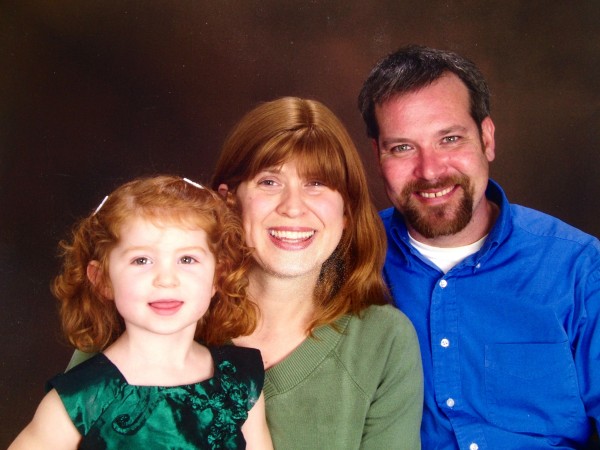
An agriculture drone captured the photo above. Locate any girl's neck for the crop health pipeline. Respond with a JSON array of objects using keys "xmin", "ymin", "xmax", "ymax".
[{"xmin": 104, "ymin": 330, "xmax": 213, "ymax": 386}]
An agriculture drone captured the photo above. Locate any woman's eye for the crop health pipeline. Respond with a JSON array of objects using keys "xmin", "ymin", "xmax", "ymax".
[{"xmin": 258, "ymin": 178, "xmax": 277, "ymax": 186}]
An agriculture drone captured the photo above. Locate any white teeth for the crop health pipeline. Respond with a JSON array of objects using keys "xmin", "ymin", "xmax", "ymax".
[
  {"xmin": 419, "ymin": 187, "xmax": 453, "ymax": 198},
  {"xmin": 269, "ymin": 229, "xmax": 315, "ymax": 240}
]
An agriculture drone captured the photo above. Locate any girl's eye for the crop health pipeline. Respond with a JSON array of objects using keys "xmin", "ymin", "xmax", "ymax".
[
  {"xmin": 180, "ymin": 256, "xmax": 197, "ymax": 264},
  {"xmin": 132, "ymin": 257, "xmax": 150, "ymax": 265}
]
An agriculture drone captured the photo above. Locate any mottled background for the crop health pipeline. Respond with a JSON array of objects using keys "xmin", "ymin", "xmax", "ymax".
[{"xmin": 1, "ymin": 0, "xmax": 599, "ymax": 445}]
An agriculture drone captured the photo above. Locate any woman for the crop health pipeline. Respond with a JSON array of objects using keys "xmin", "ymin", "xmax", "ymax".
[{"xmin": 210, "ymin": 97, "xmax": 423, "ymax": 449}]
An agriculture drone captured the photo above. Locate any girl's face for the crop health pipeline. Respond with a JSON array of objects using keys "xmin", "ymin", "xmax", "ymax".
[
  {"xmin": 235, "ymin": 159, "xmax": 345, "ymax": 280},
  {"xmin": 103, "ymin": 216, "xmax": 216, "ymax": 338}
]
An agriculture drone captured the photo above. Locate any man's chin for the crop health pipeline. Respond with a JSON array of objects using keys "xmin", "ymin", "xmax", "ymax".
[{"xmin": 404, "ymin": 209, "xmax": 472, "ymax": 239}]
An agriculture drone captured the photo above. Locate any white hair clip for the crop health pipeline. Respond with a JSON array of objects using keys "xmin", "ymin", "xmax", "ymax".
[
  {"xmin": 183, "ymin": 178, "xmax": 206, "ymax": 189},
  {"xmin": 93, "ymin": 195, "xmax": 109, "ymax": 216}
]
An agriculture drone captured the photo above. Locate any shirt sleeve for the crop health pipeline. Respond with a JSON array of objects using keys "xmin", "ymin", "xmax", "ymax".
[
  {"xmin": 574, "ymin": 252, "xmax": 600, "ymax": 433},
  {"xmin": 361, "ymin": 310, "xmax": 424, "ymax": 450}
]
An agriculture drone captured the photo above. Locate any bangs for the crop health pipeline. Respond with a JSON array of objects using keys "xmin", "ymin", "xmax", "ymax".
[
  {"xmin": 247, "ymin": 129, "xmax": 348, "ymax": 193},
  {"xmin": 145, "ymin": 209, "xmax": 214, "ymax": 230}
]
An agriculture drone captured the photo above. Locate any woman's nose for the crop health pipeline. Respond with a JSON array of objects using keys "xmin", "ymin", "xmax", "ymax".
[{"xmin": 276, "ymin": 186, "xmax": 306, "ymax": 217}]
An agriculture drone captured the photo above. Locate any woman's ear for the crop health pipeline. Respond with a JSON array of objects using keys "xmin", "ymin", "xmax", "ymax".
[
  {"xmin": 87, "ymin": 261, "xmax": 111, "ymax": 298},
  {"xmin": 217, "ymin": 183, "xmax": 229, "ymax": 198}
]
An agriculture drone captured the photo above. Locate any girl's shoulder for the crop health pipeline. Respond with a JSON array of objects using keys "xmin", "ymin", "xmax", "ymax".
[
  {"xmin": 209, "ymin": 345, "xmax": 264, "ymax": 385},
  {"xmin": 209, "ymin": 345, "xmax": 265, "ymax": 410},
  {"xmin": 48, "ymin": 353, "xmax": 121, "ymax": 395},
  {"xmin": 210, "ymin": 345, "xmax": 262, "ymax": 369}
]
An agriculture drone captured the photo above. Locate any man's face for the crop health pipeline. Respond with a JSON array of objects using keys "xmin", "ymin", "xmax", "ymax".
[{"xmin": 374, "ymin": 73, "xmax": 495, "ymax": 245}]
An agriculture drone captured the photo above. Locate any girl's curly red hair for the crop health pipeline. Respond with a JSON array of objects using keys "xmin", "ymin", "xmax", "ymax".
[{"xmin": 52, "ymin": 175, "xmax": 256, "ymax": 352}]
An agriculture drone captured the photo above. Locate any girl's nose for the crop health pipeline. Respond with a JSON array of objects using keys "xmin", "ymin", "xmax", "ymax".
[{"xmin": 153, "ymin": 265, "xmax": 179, "ymax": 288}]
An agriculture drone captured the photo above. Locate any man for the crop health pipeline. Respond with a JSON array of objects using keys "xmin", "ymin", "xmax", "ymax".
[{"xmin": 358, "ymin": 45, "xmax": 600, "ymax": 449}]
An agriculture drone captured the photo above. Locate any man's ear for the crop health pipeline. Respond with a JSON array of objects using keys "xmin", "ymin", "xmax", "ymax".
[
  {"xmin": 217, "ymin": 183, "xmax": 229, "ymax": 198},
  {"xmin": 87, "ymin": 261, "xmax": 111, "ymax": 298},
  {"xmin": 481, "ymin": 116, "xmax": 496, "ymax": 162}
]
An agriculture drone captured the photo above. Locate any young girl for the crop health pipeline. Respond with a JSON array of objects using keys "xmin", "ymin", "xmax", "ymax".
[{"xmin": 9, "ymin": 175, "xmax": 272, "ymax": 449}]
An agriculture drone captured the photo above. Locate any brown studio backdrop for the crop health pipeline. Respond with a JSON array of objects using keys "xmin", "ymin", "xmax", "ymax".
[{"xmin": 1, "ymin": 1, "xmax": 599, "ymax": 445}]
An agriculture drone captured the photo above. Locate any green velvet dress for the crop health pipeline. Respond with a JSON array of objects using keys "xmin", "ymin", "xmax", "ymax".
[{"xmin": 48, "ymin": 346, "xmax": 263, "ymax": 449}]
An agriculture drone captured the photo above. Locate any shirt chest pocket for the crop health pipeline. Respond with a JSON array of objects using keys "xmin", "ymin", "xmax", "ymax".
[{"xmin": 484, "ymin": 341, "xmax": 584, "ymax": 435}]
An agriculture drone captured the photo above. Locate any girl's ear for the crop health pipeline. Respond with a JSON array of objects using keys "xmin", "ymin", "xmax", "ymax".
[
  {"xmin": 217, "ymin": 183, "xmax": 229, "ymax": 198},
  {"xmin": 87, "ymin": 261, "xmax": 111, "ymax": 298}
]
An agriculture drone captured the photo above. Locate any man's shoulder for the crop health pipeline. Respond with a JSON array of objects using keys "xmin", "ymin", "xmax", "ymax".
[
  {"xmin": 510, "ymin": 204, "xmax": 599, "ymax": 247},
  {"xmin": 378, "ymin": 207, "xmax": 400, "ymax": 233},
  {"xmin": 379, "ymin": 206, "xmax": 395, "ymax": 221}
]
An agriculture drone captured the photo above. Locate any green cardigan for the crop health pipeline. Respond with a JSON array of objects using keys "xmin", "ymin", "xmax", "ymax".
[
  {"xmin": 66, "ymin": 304, "xmax": 423, "ymax": 449},
  {"xmin": 264, "ymin": 304, "xmax": 423, "ymax": 449}
]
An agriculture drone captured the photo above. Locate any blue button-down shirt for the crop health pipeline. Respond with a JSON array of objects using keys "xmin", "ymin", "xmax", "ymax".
[{"xmin": 381, "ymin": 180, "xmax": 600, "ymax": 449}]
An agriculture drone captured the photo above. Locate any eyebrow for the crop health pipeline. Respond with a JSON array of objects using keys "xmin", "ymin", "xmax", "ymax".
[
  {"xmin": 117, "ymin": 245, "xmax": 210, "ymax": 255},
  {"xmin": 436, "ymin": 125, "xmax": 469, "ymax": 136},
  {"xmin": 257, "ymin": 166, "xmax": 282, "ymax": 174}
]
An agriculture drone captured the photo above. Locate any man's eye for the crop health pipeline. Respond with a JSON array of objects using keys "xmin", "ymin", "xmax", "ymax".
[
  {"xmin": 180, "ymin": 256, "xmax": 197, "ymax": 264},
  {"xmin": 442, "ymin": 136, "xmax": 460, "ymax": 143},
  {"xmin": 390, "ymin": 144, "xmax": 412, "ymax": 153},
  {"xmin": 258, "ymin": 179, "xmax": 277, "ymax": 186},
  {"xmin": 132, "ymin": 257, "xmax": 150, "ymax": 265}
]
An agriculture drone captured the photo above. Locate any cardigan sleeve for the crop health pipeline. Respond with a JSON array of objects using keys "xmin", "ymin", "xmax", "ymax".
[{"xmin": 360, "ymin": 308, "xmax": 424, "ymax": 450}]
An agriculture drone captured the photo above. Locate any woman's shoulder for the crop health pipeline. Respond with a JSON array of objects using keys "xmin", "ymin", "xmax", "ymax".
[
  {"xmin": 335, "ymin": 305, "xmax": 421, "ymax": 387},
  {"xmin": 354, "ymin": 304, "xmax": 415, "ymax": 332},
  {"xmin": 339, "ymin": 304, "xmax": 419, "ymax": 359}
]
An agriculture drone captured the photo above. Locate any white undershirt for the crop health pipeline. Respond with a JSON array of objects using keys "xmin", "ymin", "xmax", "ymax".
[{"xmin": 408, "ymin": 233, "xmax": 488, "ymax": 273}]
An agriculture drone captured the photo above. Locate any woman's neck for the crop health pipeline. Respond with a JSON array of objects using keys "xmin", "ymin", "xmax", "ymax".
[{"xmin": 234, "ymin": 269, "xmax": 317, "ymax": 368}]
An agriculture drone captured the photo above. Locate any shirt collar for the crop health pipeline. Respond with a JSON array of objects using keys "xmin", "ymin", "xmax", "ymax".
[{"xmin": 387, "ymin": 179, "xmax": 513, "ymax": 268}]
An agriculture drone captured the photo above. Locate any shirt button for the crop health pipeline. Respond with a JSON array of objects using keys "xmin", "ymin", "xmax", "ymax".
[
  {"xmin": 469, "ymin": 444, "xmax": 479, "ymax": 450},
  {"xmin": 446, "ymin": 398, "xmax": 455, "ymax": 408},
  {"xmin": 439, "ymin": 279, "xmax": 448, "ymax": 288},
  {"xmin": 441, "ymin": 338, "xmax": 450, "ymax": 348}
]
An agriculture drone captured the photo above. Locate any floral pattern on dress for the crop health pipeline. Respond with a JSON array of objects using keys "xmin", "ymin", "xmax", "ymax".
[{"xmin": 49, "ymin": 346, "xmax": 263, "ymax": 450}]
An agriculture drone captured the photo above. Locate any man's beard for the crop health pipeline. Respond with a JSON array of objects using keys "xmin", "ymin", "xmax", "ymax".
[{"xmin": 398, "ymin": 175, "xmax": 474, "ymax": 239}]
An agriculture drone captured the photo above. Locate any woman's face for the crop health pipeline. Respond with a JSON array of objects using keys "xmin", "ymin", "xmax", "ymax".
[{"xmin": 235, "ymin": 159, "xmax": 345, "ymax": 280}]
